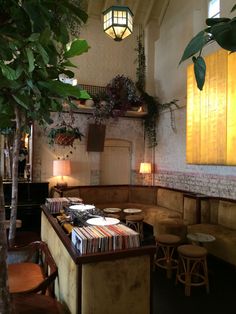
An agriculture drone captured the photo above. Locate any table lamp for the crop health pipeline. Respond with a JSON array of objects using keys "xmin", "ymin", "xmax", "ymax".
[
  {"xmin": 53, "ymin": 159, "xmax": 71, "ymax": 187},
  {"xmin": 139, "ymin": 162, "xmax": 152, "ymax": 185}
]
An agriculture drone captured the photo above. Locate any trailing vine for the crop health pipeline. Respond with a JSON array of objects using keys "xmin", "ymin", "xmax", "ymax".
[{"xmin": 135, "ymin": 28, "xmax": 179, "ymax": 147}]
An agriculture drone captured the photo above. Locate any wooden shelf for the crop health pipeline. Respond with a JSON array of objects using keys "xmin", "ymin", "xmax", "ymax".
[{"xmin": 71, "ymin": 104, "xmax": 147, "ymax": 118}]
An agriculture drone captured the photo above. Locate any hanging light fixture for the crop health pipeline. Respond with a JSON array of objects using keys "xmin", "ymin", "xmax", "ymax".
[{"xmin": 103, "ymin": 5, "xmax": 133, "ymax": 41}]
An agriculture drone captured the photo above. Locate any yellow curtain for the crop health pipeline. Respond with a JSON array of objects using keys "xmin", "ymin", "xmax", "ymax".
[{"xmin": 186, "ymin": 49, "xmax": 235, "ymax": 165}]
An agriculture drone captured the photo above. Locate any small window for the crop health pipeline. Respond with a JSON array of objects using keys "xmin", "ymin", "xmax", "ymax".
[{"xmin": 208, "ymin": 0, "xmax": 220, "ymax": 18}]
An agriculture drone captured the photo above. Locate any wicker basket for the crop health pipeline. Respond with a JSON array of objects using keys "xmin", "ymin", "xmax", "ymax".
[{"xmin": 55, "ymin": 133, "xmax": 76, "ymax": 146}]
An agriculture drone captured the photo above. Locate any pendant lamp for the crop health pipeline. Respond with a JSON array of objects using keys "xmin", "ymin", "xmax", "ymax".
[{"xmin": 103, "ymin": 5, "xmax": 133, "ymax": 41}]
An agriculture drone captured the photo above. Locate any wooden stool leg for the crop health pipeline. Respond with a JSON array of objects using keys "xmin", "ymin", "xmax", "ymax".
[
  {"xmin": 203, "ymin": 257, "xmax": 210, "ymax": 293},
  {"xmin": 185, "ymin": 258, "xmax": 191, "ymax": 296}
]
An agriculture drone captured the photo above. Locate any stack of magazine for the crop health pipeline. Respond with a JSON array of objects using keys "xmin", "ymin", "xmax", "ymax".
[{"xmin": 72, "ymin": 224, "xmax": 140, "ymax": 254}]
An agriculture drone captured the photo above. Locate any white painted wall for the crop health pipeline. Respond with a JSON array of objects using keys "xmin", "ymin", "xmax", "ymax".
[
  {"xmin": 154, "ymin": 0, "xmax": 236, "ymax": 198},
  {"xmin": 72, "ymin": 16, "xmax": 138, "ymax": 86}
]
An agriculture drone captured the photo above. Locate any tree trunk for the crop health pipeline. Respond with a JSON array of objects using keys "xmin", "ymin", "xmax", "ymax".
[
  {"xmin": 8, "ymin": 106, "xmax": 21, "ymax": 246},
  {"xmin": 0, "ymin": 176, "xmax": 11, "ymax": 313}
]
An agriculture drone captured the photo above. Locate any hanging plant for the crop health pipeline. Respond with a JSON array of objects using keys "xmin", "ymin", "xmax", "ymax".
[
  {"xmin": 91, "ymin": 75, "xmax": 142, "ymax": 124},
  {"xmin": 48, "ymin": 125, "xmax": 83, "ymax": 146},
  {"xmin": 47, "ymin": 112, "xmax": 83, "ymax": 147}
]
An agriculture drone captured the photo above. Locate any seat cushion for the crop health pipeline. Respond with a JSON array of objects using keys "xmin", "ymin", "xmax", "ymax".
[{"xmin": 8, "ymin": 262, "xmax": 44, "ymax": 293}]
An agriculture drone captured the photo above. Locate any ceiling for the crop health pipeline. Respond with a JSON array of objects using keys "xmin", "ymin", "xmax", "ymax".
[{"xmin": 85, "ymin": 0, "xmax": 169, "ymax": 27}]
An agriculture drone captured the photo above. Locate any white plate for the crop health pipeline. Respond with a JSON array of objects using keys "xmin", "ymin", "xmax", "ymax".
[
  {"xmin": 69, "ymin": 204, "xmax": 95, "ymax": 212},
  {"xmin": 86, "ymin": 217, "xmax": 120, "ymax": 226}
]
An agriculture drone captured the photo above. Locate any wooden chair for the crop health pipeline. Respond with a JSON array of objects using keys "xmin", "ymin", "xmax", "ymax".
[{"xmin": 8, "ymin": 241, "xmax": 58, "ymax": 296}]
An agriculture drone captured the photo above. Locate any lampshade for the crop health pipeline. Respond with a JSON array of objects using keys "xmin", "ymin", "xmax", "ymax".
[
  {"xmin": 103, "ymin": 5, "xmax": 133, "ymax": 41},
  {"xmin": 53, "ymin": 160, "xmax": 71, "ymax": 177},
  {"xmin": 139, "ymin": 162, "xmax": 151, "ymax": 174}
]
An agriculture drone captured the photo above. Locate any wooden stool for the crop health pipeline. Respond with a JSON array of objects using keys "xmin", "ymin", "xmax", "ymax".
[
  {"xmin": 176, "ymin": 244, "xmax": 209, "ymax": 296},
  {"xmin": 155, "ymin": 234, "xmax": 181, "ymax": 278},
  {"xmin": 125, "ymin": 214, "xmax": 144, "ymax": 240},
  {"xmin": 103, "ymin": 208, "xmax": 121, "ymax": 219}
]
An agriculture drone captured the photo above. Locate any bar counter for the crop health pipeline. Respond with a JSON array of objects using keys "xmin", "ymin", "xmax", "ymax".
[{"xmin": 41, "ymin": 206, "xmax": 156, "ymax": 314}]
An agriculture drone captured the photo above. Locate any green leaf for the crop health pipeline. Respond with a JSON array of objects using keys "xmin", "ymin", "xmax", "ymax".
[
  {"xmin": 36, "ymin": 43, "xmax": 49, "ymax": 65},
  {"xmin": 26, "ymin": 47, "xmax": 35, "ymax": 72},
  {"xmin": 64, "ymin": 39, "xmax": 90, "ymax": 58},
  {"xmin": 39, "ymin": 27, "xmax": 52, "ymax": 45},
  {"xmin": 231, "ymin": 4, "xmax": 236, "ymax": 12},
  {"xmin": 210, "ymin": 20, "xmax": 236, "ymax": 51},
  {"xmin": 0, "ymin": 63, "xmax": 19, "ymax": 80},
  {"xmin": 12, "ymin": 95, "xmax": 29, "ymax": 109},
  {"xmin": 179, "ymin": 30, "xmax": 211, "ymax": 64},
  {"xmin": 38, "ymin": 80, "xmax": 82, "ymax": 98},
  {"xmin": 206, "ymin": 18, "xmax": 230, "ymax": 26},
  {"xmin": 61, "ymin": 2, "xmax": 88, "ymax": 24},
  {"xmin": 79, "ymin": 90, "xmax": 91, "ymax": 100},
  {"xmin": 59, "ymin": 23, "xmax": 70, "ymax": 45},
  {"xmin": 28, "ymin": 33, "xmax": 40, "ymax": 42},
  {"xmin": 62, "ymin": 60, "xmax": 77, "ymax": 68},
  {"xmin": 193, "ymin": 56, "xmax": 206, "ymax": 91}
]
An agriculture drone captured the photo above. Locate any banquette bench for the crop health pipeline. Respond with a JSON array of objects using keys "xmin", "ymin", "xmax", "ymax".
[
  {"xmin": 51, "ymin": 185, "xmax": 236, "ymax": 267},
  {"xmin": 51, "ymin": 185, "xmax": 198, "ymax": 237},
  {"xmin": 188, "ymin": 198, "xmax": 236, "ymax": 266}
]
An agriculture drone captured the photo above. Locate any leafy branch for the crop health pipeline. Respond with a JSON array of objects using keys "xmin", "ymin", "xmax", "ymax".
[{"xmin": 179, "ymin": 4, "xmax": 236, "ymax": 90}]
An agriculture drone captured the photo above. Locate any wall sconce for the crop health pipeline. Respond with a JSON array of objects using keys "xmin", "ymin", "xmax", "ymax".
[
  {"xmin": 53, "ymin": 160, "xmax": 71, "ymax": 187},
  {"xmin": 103, "ymin": 5, "xmax": 133, "ymax": 41}
]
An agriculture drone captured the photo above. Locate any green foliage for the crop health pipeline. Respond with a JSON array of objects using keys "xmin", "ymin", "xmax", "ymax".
[
  {"xmin": 92, "ymin": 75, "xmax": 142, "ymax": 124},
  {"xmin": 47, "ymin": 125, "xmax": 83, "ymax": 146},
  {"xmin": 135, "ymin": 29, "xmax": 146, "ymax": 91},
  {"xmin": 0, "ymin": 0, "xmax": 89, "ymax": 132},
  {"xmin": 180, "ymin": 3, "xmax": 236, "ymax": 90}
]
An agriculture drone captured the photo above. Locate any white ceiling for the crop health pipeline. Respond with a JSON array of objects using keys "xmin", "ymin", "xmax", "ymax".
[{"xmin": 85, "ymin": 0, "xmax": 169, "ymax": 27}]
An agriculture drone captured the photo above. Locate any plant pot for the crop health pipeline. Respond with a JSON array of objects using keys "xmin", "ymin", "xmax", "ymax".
[{"xmin": 55, "ymin": 133, "xmax": 76, "ymax": 146}]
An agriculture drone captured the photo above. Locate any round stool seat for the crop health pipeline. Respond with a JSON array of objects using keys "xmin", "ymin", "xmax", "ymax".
[
  {"xmin": 157, "ymin": 234, "xmax": 181, "ymax": 245},
  {"xmin": 178, "ymin": 244, "xmax": 207, "ymax": 257},
  {"xmin": 103, "ymin": 208, "xmax": 122, "ymax": 213},
  {"xmin": 126, "ymin": 214, "xmax": 144, "ymax": 222},
  {"xmin": 123, "ymin": 208, "xmax": 142, "ymax": 214}
]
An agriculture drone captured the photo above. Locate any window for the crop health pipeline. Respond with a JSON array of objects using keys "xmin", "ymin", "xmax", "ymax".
[{"xmin": 208, "ymin": 0, "xmax": 220, "ymax": 18}]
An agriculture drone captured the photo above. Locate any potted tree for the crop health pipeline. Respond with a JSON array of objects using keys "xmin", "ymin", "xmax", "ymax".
[{"xmin": 0, "ymin": 1, "xmax": 89, "ymax": 310}]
